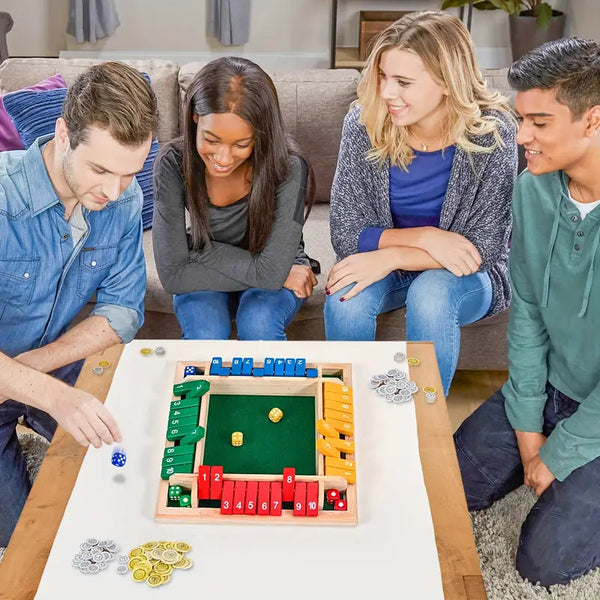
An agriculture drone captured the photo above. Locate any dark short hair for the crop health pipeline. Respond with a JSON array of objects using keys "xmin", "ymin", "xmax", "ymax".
[
  {"xmin": 63, "ymin": 61, "xmax": 159, "ymax": 149},
  {"xmin": 508, "ymin": 38, "xmax": 600, "ymax": 119}
]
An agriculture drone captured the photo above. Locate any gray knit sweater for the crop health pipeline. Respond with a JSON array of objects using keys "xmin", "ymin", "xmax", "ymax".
[{"xmin": 330, "ymin": 105, "xmax": 518, "ymax": 316}]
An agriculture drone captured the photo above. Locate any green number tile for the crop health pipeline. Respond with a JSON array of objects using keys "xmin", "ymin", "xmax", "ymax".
[
  {"xmin": 170, "ymin": 397, "xmax": 201, "ymax": 410},
  {"xmin": 161, "ymin": 460, "xmax": 194, "ymax": 480}
]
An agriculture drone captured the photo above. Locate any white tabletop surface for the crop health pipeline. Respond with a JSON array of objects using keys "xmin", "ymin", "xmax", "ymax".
[{"xmin": 36, "ymin": 340, "xmax": 444, "ymax": 600}]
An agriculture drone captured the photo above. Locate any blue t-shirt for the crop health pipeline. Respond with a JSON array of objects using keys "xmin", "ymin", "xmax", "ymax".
[{"xmin": 358, "ymin": 146, "xmax": 456, "ymax": 252}]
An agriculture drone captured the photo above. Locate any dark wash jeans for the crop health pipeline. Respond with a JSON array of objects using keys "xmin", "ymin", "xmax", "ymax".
[
  {"xmin": 0, "ymin": 360, "xmax": 83, "ymax": 547},
  {"xmin": 454, "ymin": 382, "xmax": 600, "ymax": 587}
]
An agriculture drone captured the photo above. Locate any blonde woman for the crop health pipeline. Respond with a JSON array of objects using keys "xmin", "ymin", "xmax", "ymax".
[{"xmin": 325, "ymin": 10, "xmax": 517, "ymax": 395}]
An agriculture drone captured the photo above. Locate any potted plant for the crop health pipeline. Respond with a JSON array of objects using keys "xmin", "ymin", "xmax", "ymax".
[{"xmin": 440, "ymin": 1, "xmax": 567, "ymax": 60}]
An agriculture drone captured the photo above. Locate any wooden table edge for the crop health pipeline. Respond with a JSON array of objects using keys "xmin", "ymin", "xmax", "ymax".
[
  {"xmin": 409, "ymin": 341, "xmax": 487, "ymax": 600},
  {"xmin": 0, "ymin": 342, "xmax": 486, "ymax": 600},
  {"xmin": 0, "ymin": 344, "xmax": 124, "ymax": 600}
]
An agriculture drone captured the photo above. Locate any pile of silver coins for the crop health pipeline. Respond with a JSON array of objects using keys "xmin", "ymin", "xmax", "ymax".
[
  {"xmin": 368, "ymin": 369, "xmax": 419, "ymax": 403},
  {"xmin": 72, "ymin": 538, "xmax": 127, "ymax": 574}
]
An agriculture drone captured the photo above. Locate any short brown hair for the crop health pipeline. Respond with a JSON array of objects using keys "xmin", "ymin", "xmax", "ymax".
[{"xmin": 63, "ymin": 61, "xmax": 159, "ymax": 149}]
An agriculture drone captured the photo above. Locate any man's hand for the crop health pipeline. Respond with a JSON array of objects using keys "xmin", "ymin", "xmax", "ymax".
[
  {"xmin": 46, "ymin": 383, "xmax": 122, "ymax": 449},
  {"xmin": 421, "ymin": 229, "xmax": 482, "ymax": 277},
  {"xmin": 326, "ymin": 249, "xmax": 397, "ymax": 301},
  {"xmin": 283, "ymin": 265, "xmax": 318, "ymax": 299},
  {"xmin": 516, "ymin": 430, "xmax": 552, "ymax": 494},
  {"xmin": 524, "ymin": 454, "xmax": 555, "ymax": 496}
]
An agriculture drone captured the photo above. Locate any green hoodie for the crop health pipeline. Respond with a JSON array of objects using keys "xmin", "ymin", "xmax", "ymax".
[{"xmin": 503, "ymin": 169, "xmax": 600, "ymax": 481}]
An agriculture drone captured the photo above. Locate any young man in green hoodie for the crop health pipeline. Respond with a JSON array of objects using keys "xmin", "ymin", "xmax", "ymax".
[{"xmin": 454, "ymin": 37, "xmax": 600, "ymax": 587}]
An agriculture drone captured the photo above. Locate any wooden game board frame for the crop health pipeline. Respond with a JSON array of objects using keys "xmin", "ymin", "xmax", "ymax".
[{"xmin": 155, "ymin": 360, "xmax": 358, "ymax": 526}]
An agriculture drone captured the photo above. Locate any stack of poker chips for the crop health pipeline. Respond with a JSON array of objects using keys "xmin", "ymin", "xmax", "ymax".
[
  {"xmin": 127, "ymin": 540, "xmax": 193, "ymax": 587},
  {"xmin": 368, "ymin": 369, "xmax": 419, "ymax": 404},
  {"xmin": 71, "ymin": 538, "xmax": 123, "ymax": 574}
]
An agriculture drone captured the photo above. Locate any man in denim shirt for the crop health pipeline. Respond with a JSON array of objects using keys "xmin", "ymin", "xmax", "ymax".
[{"xmin": 0, "ymin": 62, "xmax": 158, "ymax": 547}]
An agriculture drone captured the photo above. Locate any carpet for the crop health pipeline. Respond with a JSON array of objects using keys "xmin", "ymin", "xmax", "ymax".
[
  {"xmin": 472, "ymin": 486, "xmax": 600, "ymax": 599},
  {"xmin": 1, "ymin": 436, "xmax": 599, "ymax": 598}
]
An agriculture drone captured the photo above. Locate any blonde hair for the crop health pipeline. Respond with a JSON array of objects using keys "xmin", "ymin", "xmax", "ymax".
[{"xmin": 357, "ymin": 10, "xmax": 512, "ymax": 169}]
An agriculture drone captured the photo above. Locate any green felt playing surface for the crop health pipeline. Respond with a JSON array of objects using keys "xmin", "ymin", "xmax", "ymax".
[{"xmin": 202, "ymin": 394, "xmax": 316, "ymax": 475}]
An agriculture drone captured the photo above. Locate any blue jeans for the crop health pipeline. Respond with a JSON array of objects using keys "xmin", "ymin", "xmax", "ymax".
[
  {"xmin": 173, "ymin": 288, "xmax": 304, "ymax": 340},
  {"xmin": 0, "ymin": 360, "xmax": 83, "ymax": 547},
  {"xmin": 455, "ymin": 384, "xmax": 600, "ymax": 586},
  {"xmin": 324, "ymin": 269, "xmax": 493, "ymax": 395}
]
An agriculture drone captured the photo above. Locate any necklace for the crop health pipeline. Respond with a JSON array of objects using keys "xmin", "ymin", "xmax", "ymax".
[{"xmin": 407, "ymin": 128, "xmax": 441, "ymax": 152}]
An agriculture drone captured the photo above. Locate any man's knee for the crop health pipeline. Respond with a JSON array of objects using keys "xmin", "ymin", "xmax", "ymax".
[{"xmin": 516, "ymin": 534, "xmax": 574, "ymax": 586}]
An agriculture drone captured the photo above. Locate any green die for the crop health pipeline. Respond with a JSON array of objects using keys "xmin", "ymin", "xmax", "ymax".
[
  {"xmin": 179, "ymin": 495, "xmax": 192, "ymax": 507},
  {"xmin": 169, "ymin": 485, "xmax": 182, "ymax": 500}
]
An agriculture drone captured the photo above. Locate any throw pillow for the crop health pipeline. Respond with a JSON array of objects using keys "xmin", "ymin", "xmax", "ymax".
[
  {"xmin": 3, "ymin": 80, "xmax": 159, "ymax": 229},
  {"xmin": 0, "ymin": 74, "xmax": 66, "ymax": 151}
]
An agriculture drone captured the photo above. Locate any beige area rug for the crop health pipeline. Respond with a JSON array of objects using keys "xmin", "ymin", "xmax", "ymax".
[
  {"xmin": 1, "ymin": 435, "xmax": 600, "ymax": 598},
  {"xmin": 472, "ymin": 486, "xmax": 600, "ymax": 599}
]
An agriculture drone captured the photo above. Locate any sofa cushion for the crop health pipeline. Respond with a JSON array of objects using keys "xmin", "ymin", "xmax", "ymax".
[
  {"xmin": 178, "ymin": 64, "xmax": 360, "ymax": 203},
  {"xmin": 0, "ymin": 74, "xmax": 66, "ymax": 151},
  {"xmin": 0, "ymin": 58, "xmax": 180, "ymax": 144},
  {"xmin": 4, "ymin": 83, "xmax": 159, "ymax": 230}
]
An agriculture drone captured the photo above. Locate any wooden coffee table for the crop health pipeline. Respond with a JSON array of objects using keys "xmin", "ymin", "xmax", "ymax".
[{"xmin": 0, "ymin": 341, "xmax": 485, "ymax": 600}]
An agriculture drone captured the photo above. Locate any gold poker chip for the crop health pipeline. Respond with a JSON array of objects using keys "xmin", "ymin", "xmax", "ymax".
[
  {"xmin": 132, "ymin": 567, "xmax": 150, "ymax": 582},
  {"xmin": 175, "ymin": 542, "xmax": 191, "ymax": 553},
  {"xmin": 147, "ymin": 573, "xmax": 163, "ymax": 587},
  {"xmin": 97, "ymin": 360, "xmax": 110, "ymax": 368},
  {"xmin": 162, "ymin": 549, "xmax": 182, "ymax": 564},
  {"xmin": 140, "ymin": 347, "xmax": 153, "ymax": 356},
  {"xmin": 154, "ymin": 562, "xmax": 173, "ymax": 575},
  {"xmin": 174, "ymin": 557, "xmax": 193, "ymax": 569},
  {"xmin": 422, "ymin": 386, "xmax": 437, "ymax": 394},
  {"xmin": 128, "ymin": 547, "xmax": 144, "ymax": 558},
  {"xmin": 407, "ymin": 357, "xmax": 421, "ymax": 366}
]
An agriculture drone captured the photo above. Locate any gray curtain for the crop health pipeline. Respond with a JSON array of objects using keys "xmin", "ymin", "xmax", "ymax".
[
  {"xmin": 208, "ymin": 0, "xmax": 251, "ymax": 46},
  {"xmin": 68, "ymin": 0, "xmax": 120, "ymax": 43}
]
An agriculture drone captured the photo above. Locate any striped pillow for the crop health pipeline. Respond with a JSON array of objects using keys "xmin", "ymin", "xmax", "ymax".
[{"xmin": 3, "ymin": 83, "xmax": 158, "ymax": 230}]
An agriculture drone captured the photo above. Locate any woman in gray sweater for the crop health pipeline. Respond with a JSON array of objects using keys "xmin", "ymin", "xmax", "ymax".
[
  {"xmin": 325, "ymin": 11, "xmax": 517, "ymax": 394},
  {"xmin": 153, "ymin": 57, "xmax": 316, "ymax": 340}
]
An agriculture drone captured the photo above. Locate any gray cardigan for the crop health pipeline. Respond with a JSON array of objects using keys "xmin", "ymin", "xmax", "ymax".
[{"xmin": 330, "ymin": 105, "xmax": 518, "ymax": 316}]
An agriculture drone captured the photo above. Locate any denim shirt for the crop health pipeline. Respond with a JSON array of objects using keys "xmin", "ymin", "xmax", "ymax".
[{"xmin": 0, "ymin": 135, "xmax": 146, "ymax": 357}]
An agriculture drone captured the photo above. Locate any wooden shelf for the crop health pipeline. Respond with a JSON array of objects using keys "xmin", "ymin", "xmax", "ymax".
[{"xmin": 334, "ymin": 47, "xmax": 365, "ymax": 69}]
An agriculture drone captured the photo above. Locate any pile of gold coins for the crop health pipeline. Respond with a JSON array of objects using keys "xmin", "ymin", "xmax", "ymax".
[{"xmin": 127, "ymin": 540, "xmax": 193, "ymax": 587}]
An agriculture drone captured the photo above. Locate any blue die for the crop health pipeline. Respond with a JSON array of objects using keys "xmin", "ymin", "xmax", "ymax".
[
  {"xmin": 183, "ymin": 366, "xmax": 197, "ymax": 377},
  {"xmin": 111, "ymin": 446, "xmax": 127, "ymax": 467}
]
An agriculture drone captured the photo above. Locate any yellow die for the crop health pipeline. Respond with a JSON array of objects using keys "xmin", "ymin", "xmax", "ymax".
[
  {"xmin": 231, "ymin": 431, "xmax": 243, "ymax": 447},
  {"xmin": 268, "ymin": 407, "xmax": 283, "ymax": 423}
]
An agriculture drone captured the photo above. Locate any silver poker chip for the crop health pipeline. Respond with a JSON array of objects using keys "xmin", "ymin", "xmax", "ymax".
[
  {"xmin": 117, "ymin": 555, "xmax": 129, "ymax": 564},
  {"xmin": 154, "ymin": 346, "xmax": 166, "ymax": 356},
  {"xmin": 394, "ymin": 352, "xmax": 406, "ymax": 363},
  {"xmin": 92, "ymin": 366, "xmax": 103, "ymax": 375},
  {"xmin": 117, "ymin": 564, "xmax": 129, "ymax": 575},
  {"xmin": 86, "ymin": 538, "xmax": 99, "ymax": 546},
  {"xmin": 387, "ymin": 368, "xmax": 400, "ymax": 377}
]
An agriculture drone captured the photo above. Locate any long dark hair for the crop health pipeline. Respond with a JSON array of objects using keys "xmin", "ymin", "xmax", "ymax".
[{"xmin": 183, "ymin": 56, "xmax": 314, "ymax": 252}]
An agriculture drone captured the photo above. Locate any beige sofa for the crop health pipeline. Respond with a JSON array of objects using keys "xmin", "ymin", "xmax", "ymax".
[{"xmin": 0, "ymin": 57, "xmax": 512, "ymax": 370}]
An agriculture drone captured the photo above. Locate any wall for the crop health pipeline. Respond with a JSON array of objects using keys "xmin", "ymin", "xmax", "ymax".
[
  {"xmin": 2, "ymin": 0, "xmax": 597, "ymax": 67},
  {"xmin": 3, "ymin": 0, "xmax": 68, "ymax": 57}
]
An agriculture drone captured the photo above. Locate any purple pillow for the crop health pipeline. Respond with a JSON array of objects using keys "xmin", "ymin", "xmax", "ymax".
[{"xmin": 0, "ymin": 74, "xmax": 66, "ymax": 151}]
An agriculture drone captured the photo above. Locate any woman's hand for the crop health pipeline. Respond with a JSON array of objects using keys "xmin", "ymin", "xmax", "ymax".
[
  {"xmin": 421, "ymin": 229, "xmax": 482, "ymax": 276},
  {"xmin": 326, "ymin": 249, "xmax": 397, "ymax": 301},
  {"xmin": 283, "ymin": 265, "xmax": 318, "ymax": 298}
]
